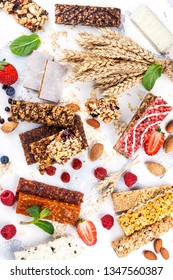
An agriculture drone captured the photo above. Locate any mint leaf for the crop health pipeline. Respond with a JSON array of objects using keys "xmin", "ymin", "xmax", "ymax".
[
  {"xmin": 142, "ymin": 64, "xmax": 163, "ymax": 90},
  {"xmin": 35, "ymin": 220, "xmax": 54, "ymax": 235},
  {"xmin": 39, "ymin": 208, "xmax": 51, "ymax": 219},
  {"xmin": 26, "ymin": 205, "xmax": 40, "ymax": 219},
  {"xmin": 9, "ymin": 34, "xmax": 41, "ymax": 56}
]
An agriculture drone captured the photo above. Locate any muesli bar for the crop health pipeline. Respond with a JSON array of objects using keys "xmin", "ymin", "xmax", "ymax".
[
  {"xmin": 0, "ymin": 0, "xmax": 48, "ymax": 32},
  {"xmin": 85, "ymin": 97, "xmax": 120, "ymax": 123},
  {"xmin": 114, "ymin": 93, "xmax": 172, "ymax": 158},
  {"xmin": 16, "ymin": 192, "xmax": 81, "ymax": 226},
  {"xmin": 16, "ymin": 178, "xmax": 84, "ymax": 205},
  {"xmin": 55, "ymin": 4, "xmax": 121, "ymax": 27},
  {"xmin": 112, "ymin": 185, "xmax": 172, "ymax": 212},
  {"xmin": 112, "ymin": 216, "xmax": 173, "ymax": 257},
  {"xmin": 118, "ymin": 191, "xmax": 173, "ymax": 236},
  {"xmin": 9, "ymin": 99, "xmax": 75, "ymax": 127}
]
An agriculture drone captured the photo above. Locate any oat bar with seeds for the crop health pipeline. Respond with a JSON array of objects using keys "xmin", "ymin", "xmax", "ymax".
[
  {"xmin": 112, "ymin": 215, "xmax": 173, "ymax": 257},
  {"xmin": 118, "ymin": 191, "xmax": 173, "ymax": 236},
  {"xmin": 10, "ymin": 99, "xmax": 75, "ymax": 127},
  {"xmin": 0, "ymin": 0, "xmax": 48, "ymax": 32},
  {"xmin": 85, "ymin": 97, "xmax": 120, "ymax": 123},
  {"xmin": 112, "ymin": 185, "xmax": 173, "ymax": 212}
]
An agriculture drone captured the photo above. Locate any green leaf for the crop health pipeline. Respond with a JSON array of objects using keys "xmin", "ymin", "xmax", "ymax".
[
  {"xmin": 39, "ymin": 208, "xmax": 51, "ymax": 219},
  {"xmin": 0, "ymin": 59, "xmax": 9, "ymax": 70},
  {"xmin": 142, "ymin": 64, "xmax": 163, "ymax": 91},
  {"xmin": 26, "ymin": 205, "xmax": 41, "ymax": 219},
  {"xmin": 34, "ymin": 220, "xmax": 54, "ymax": 235},
  {"xmin": 9, "ymin": 34, "xmax": 41, "ymax": 56}
]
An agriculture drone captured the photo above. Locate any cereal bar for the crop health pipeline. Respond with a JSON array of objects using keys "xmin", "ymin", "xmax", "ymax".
[
  {"xmin": 112, "ymin": 216, "xmax": 173, "ymax": 257},
  {"xmin": 118, "ymin": 191, "xmax": 173, "ymax": 236}
]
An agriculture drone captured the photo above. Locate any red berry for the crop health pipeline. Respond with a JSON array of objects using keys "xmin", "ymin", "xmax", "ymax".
[
  {"xmin": 45, "ymin": 166, "xmax": 56, "ymax": 176},
  {"xmin": 94, "ymin": 167, "xmax": 107, "ymax": 180},
  {"xmin": 1, "ymin": 224, "xmax": 16, "ymax": 240},
  {"xmin": 72, "ymin": 158, "xmax": 82, "ymax": 170},
  {"xmin": 0, "ymin": 190, "xmax": 15, "ymax": 206},
  {"xmin": 61, "ymin": 172, "xmax": 70, "ymax": 183},
  {"xmin": 123, "ymin": 172, "xmax": 138, "ymax": 187},
  {"xmin": 101, "ymin": 214, "xmax": 114, "ymax": 230}
]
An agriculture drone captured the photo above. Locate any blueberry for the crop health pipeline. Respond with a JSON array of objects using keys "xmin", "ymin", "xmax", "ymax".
[
  {"xmin": 1, "ymin": 156, "xmax": 9, "ymax": 164},
  {"xmin": 5, "ymin": 107, "xmax": 10, "ymax": 112},
  {"xmin": 2, "ymin": 85, "xmax": 8, "ymax": 90},
  {"xmin": 6, "ymin": 87, "xmax": 15, "ymax": 97},
  {"xmin": 0, "ymin": 118, "xmax": 5, "ymax": 124}
]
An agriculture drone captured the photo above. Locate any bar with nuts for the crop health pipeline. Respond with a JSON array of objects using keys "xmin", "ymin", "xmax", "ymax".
[
  {"xmin": 112, "ymin": 215, "xmax": 173, "ymax": 257},
  {"xmin": 9, "ymin": 99, "xmax": 75, "ymax": 127},
  {"xmin": 0, "ymin": 0, "xmax": 48, "ymax": 32},
  {"xmin": 55, "ymin": 4, "xmax": 121, "ymax": 27},
  {"xmin": 118, "ymin": 191, "xmax": 173, "ymax": 236},
  {"xmin": 85, "ymin": 97, "xmax": 120, "ymax": 123}
]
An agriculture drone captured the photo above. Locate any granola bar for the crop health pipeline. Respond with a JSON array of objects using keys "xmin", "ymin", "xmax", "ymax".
[
  {"xmin": 118, "ymin": 191, "xmax": 173, "ymax": 236},
  {"xmin": 0, "ymin": 0, "xmax": 48, "ymax": 32},
  {"xmin": 112, "ymin": 185, "xmax": 172, "ymax": 213},
  {"xmin": 85, "ymin": 98, "xmax": 120, "ymax": 123},
  {"xmin": 55, "ymin": 4, "xmax": 121, "ymax": 27},
  {"xmin": 9, "ymin": 99, "xmax": 75, "ymax": 127},
  {"xmin": 16, "ymin": 192, "xmax": 81, "ymax": 226},
  {"xmin": 16, "ymin": 178, "xmax": 84, "ymax": 205},
  {"xmin": 114, "ymin": 93, "xmax": 172, "ymax": 158},
  {"xmin": 112, "ymin": 216, "xmax": 173, "ymax": 257}
]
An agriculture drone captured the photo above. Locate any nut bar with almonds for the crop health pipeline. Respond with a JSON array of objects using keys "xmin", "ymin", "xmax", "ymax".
[
  {"xmin": 85, "ymin": 97, "xmax": 120, "ymax": 123},
  {"xmin": 9, "ymin": 99, "xmax": 75, "ymax": 127},
  {"xmin": 114, "ymin": 93, "xmax": 172, "ymax": 158},
  {"xmin": 0, "ymin": 0, "xmax": 48, "ymax": 32}
]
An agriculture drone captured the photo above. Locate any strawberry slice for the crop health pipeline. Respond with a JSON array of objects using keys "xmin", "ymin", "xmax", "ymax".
[
  {"xmin": 144, "ymin": 127, "xmax": 164, "ymax": 156},
  {"xmin": 76, "ymin": 219, "xmax": 97, "ymax": 246}
]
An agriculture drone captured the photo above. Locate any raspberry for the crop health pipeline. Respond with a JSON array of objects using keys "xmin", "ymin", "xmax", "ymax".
[
  {"xmin": 72, "ymin": 158, "xmax": 82, "ymax": 170},
  {"xmin": 1, "ymin": 224, "xmax": 16, "ymax": 240},
  {"xmin": 0, "ymin": 190, "xmax": 15, "ymax": 206},
  {"xmin": 94, "ymin": 167, "xmax": 107, "ymax": 180},
  {"xmin": 61, "ymin": 172, "xmax": 70, "ymax": 183},
  {"xmin": 123, "ymin": 172, "xmax": 138, "ymax": 187},
  {"xmin": 101, "ymin": 214, "xmax": 114, "ymax": 230},
  {"xmin": 45, "ymin": 166, "xmax": 56, "ymax": 176}
]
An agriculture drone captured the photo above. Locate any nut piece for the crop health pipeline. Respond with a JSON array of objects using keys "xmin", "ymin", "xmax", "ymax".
[
  {"xmin": 165, "ymin": 120, "xmax": 173, "ymax": 133},
  {"xmin": 144, "ymin": 250, "xmax": 157, "ymax": 260},
  {"xmin": 164, "ymin": 135, "xmax": 173, "ymax": 153},
  {"xmin": 145, "ymin": 162, "xmax": 166, "ymax": 177},
  {"xmin": 89, "ymin": 143, "xmax": 104, "ymax": 161},
  {"xmin": 1, "ymin": 121, "xmax": 18, "ymax": 133},
  {"xmin": 86, "ymin": 119, "xmax": 100, "ymax": 129},
  {"xmin": 65, "ymin": 103, "xmax": 80, "ymax": 112},
  {"xmin": 154, "ymin": 238, "xmax": 162, "ymax": 253},
  {"xmin": 160, "ymin": 247, "xmax": 169, "ymax": 260}
]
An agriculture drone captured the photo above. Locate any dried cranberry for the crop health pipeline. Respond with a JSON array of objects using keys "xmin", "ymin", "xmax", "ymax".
[
  {"xmin": 45, "ymin": 166, "xmax": 56, "ymax": 176},
  {"xmin": 61, "ymin": 172, "xmax": 70, "ymax": 183},
  {"xmin": 72, "ymin": 158, "xmax": 82, "ymax": 170},
  {"xmin": 94, "ymin": 167, "xmax": 107, "ymax": 180},
  {"xmin": 1, "ymin": 224, "xmax": 16, "ymax": 240},
  {"xmin": 0, "ymin": 190, "xmax": 15, "ymax": 206}
]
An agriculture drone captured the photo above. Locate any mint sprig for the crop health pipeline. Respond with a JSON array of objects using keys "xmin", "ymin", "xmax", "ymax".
[
  {"xmin": 9, "ymin": 34, "xmax": 41, "ymax": 56},
  {"xmin": 20, "ymin": 206, "xmax": 54, "ymax": 235},
  {"xmin": 142, "ymin": 64, "xmax": 163, "ymax": 91}
]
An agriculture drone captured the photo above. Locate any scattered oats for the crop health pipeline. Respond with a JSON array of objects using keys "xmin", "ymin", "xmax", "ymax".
[
  {"xmin": 114, "ymin": 120, "xmax": 127, "ymax": 135},
  {"xmin": 19, "ymin": 231, "xmax": 27, "ymax": 236},
  {"xmin": 137, "ymin": 91, "xmax": 143, "ymax": 100},
  {"xmin": 0, "ymin": 184, "xmax": 3, "ymax": 190},
  {"xmin": 0, "ymin": 162, "xmax": 11, "ymax": 177},
  {"xmin": 75, "ymin": 86, "xmax": 81, "ymax": 92},
  {"xmin": 128, "ymin": 103, "xmax": 138, "ymax": 113},
  {"xmin": 53, "ymin": 222, "xmax": 68, "ymax": 238},
  {"xmin": 90, "ymin": 89, "xmax": 97, "ymax": 99}
]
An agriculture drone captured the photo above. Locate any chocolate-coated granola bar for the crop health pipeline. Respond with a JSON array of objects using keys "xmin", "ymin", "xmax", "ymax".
[
  {"xmin": 0, "ymin": 0, "xmax": 48, "ymax": 32},
  {"xmin": 55, "ymin": 4, "xmax": 121, "ymax": 27}
]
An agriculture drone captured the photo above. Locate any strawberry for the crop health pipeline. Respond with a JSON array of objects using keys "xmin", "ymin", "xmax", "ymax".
[
  {"xmin": 76, "ymin": 219, "xmax": 97, "ymax": 246},
  {"xmin": 0, "ymin": 59, "xmax": 18, "ymax": 85},
  {"xmin": 144, "ymin": 127, "xmax": 164, "ymax": 156}
]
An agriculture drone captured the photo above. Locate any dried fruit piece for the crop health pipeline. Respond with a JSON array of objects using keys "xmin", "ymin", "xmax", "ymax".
[
  {"xmin": 72, "ymin": 158, "xmax": 82, "ymax": 170},
  {"xmin": 123, "ymin": 172, "xmax": 138, "ymax": 187},
  {"xmin": 45, "ymin": 166, "xmax": 56, "ymax": 176},
  {"xmin": 144, "ymin": 250, "xmax": 157, "ymax": 260},
  {"xmin": 164, "ymin": 135, "xmax": 173, "ymax": 153},
  {"xmin": 0, "ymin": 190, "xmax": 15, "ymax": 206},
  {"xmin": 86, "ymin": 119, "xmax": 100, "ymax": 129},
  {"xmin": 160, "ymin": 247, "xmax": 169, "ymax": 260},
  {"xmin": 145, "ymin": 162, "xmax": 166, "ymax": 176},
  {"xmin": 165, "ymin": 120, "xmax": 173, "ymax": 133},
  {"xmin": 76, "ymin": 219, "xmax": 97, "ymax": 246},
  {"xmin": 61, "ymin": 172, "xmax": 70, "ymax": 183},
  {"xmin": 154, "ymin": 238, "xmax": 162, "ymax": 253},
  {"xmin": 101, "ymin": 214, "xmax": 114, "ymax": 230},
  {"xmin": 1, "ymin": 121, "xmax": 18, "ymax": 133},
  {"xmin": 144, "ymin": 127, "xmax": 164, "ymax": 156},
  {"xmin": 94, "ymin": 167, "xmax": 107, "ymax": 180},
  {"xmin": 89, "ymin": 143, "xmax": 104, "ymax": 161},
  {"xmin": 65, "ymin": 103, "xmax": 80, "ymax": 112},
  {"xmin": 1, "ymin": 224, "xmax": 17, "ymax": 240}
]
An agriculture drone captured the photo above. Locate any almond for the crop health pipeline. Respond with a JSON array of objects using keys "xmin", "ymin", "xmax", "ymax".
[
  {"xmin": 1, "ymin": 121, "xmax": 18, "ymax": 133},
  {"xmin": 89, "ymin": 143, "xmax": 104, "ymax": 161},
  {"xmin": 65, "ymin": 103, "xmax": 80, "ymax": 112},
  {"xmin": 145, "ymin": 162, "xmax": 166, "ymax": 177},
  {"xmin": 164, "ymin": 135, "xmax": 173, "ymax": 153},
  {"xmin": 86, "ymin": 118, "xmax": 100, "ymax": 129},
  {"xmin": 154, "ymin": 238, "xmax": 162, "ymax": 253},
  {"xmin": 144, "ymin": 250, "xmax": 157, "ymax": 260},
  {"xmin": 160, "ymin": 247, "xmax": 169, "ymax": 260},
  {"xmin": 166, "ymin": 120, "xmax": 173, "ymax": 133}
]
